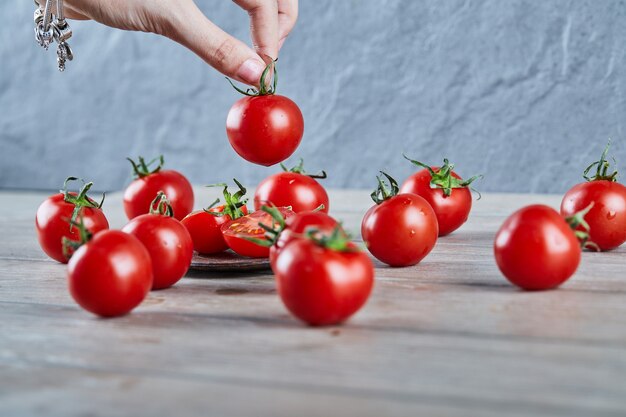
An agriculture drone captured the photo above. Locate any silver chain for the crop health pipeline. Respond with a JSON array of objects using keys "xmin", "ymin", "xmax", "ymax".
[{"xmin": 34, "ymin": 0, "xmax": 74, "ymax": 72}]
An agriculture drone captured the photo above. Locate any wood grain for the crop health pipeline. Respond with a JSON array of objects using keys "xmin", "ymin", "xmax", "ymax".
[{"xmin": 1, "ymin": 189, "xmax": 624, "ymax": 417}]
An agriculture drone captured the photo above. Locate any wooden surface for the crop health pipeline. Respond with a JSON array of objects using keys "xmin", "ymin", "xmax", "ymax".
[{"xmin": 1, "ymin": 187, "xmax": 625, "ymax": 417}]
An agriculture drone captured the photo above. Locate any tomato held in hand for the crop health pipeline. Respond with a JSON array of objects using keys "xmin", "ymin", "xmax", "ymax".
[
  {"xmin": 221, "ymin": 207, "xmax": 294, "ymax": 258},
  {"xmin": 254, "ymin": 159, "xmax": 329, "ymax": 213},
  {"xmin": 400, "ymin": 155, "xmax": 482, "ymax": 236},
  {"xmin": 122, "ymin": 192, "xmax": 193, "ymax": 290},
  {"xmin": 124, "ymin": 156, "xmax": 194, "ymax": 221},
  {"xmin": 226, "ymin": 61, "xmax": 303, "ymax": 166},
  {"xmin": 274, "ymin": 232, "xmax": 374, "ymax": 326},
  {"xmin": 35, "ymin": 177, "xmax": 109, "ymax": 263},
  {"xmin": 362, "ymin": 172, "xmax": 438, "ymax": 267},
  {"xmin": 67, "ymin": 224, "xmax": 153, "ymax": 317},
  {"xmin": 182, "ymin": 180, "xmax": 249, "ymax": 255},
  {"xmin": 494, "ymin": 205, "xmax": 587, "ymax": 290},
  {"xmin": 560, "ymin": 142, "xmax": 626, "ymax": 251}
]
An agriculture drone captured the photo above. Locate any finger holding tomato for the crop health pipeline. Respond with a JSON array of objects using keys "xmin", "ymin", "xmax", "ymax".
[
  {"xmin": 226, "ymin": 61, "xmax": 304, "ymax": 167},
  {"xmin": 273, "ymin": 228, "xmax": 374, "ymax": 326},
  {"xmin": 560, "ymin": 142, "xmax": 626, "ymax": 251},
  {"xmin": 362, "ymin": 172, "xmax": 438, "ymax": 267},
  {"xmin": 35, "ymin": 177, "xmax": 109, "ymax": 263},
  {"xmin": 182, "ymin": 180, "xmax": 249, "ymax": 255},
  {"xmin": 400, "ymin": 155, "xmax": 482, "ymax": 236},
  {"xmin": 122, "ymin": 192, "xmax": 193, "ymax": 290},
  {"xmin": 254, "ymin": 159, "xmax": 329, "ymax": 213},
  {"xmin": 123, "ymin": 155, "xmax": 194, "ymax": 221}
]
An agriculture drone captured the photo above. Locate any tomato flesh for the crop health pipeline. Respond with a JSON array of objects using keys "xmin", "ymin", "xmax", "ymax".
[
  {"xmin": 494, "ymin": 204, "xmax": 581, "ymax": 290},
  {"xmin": 35, "ymin": 193, "xmax": 109, "ymax": 263},
  {"xmin": 226, "ymin": 95, "xmax": 304, "ymax": 166},
  {"xmin": 361, "ymin": 194, "xmax": 438, "ymax": 267},
  {"xmin": 254, "ymin": 172, "xmax": 329, "ymax": 213},
  {"xmin": 561, "ymin": 180, "xmax": 626, "ymax": 251},
  {"xmin": 182, "ymin": 206, "xmax": 248, "ymax": 255},
  {"xmin": 400, "ymin": 167, "xmax": 472, "ymax": 236},
  {"xmin": 124, "ymin": 170, "xmax": 194, "ymax": 221}
]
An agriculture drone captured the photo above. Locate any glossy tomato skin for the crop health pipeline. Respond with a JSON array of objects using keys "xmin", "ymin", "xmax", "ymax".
[
  {"xmin": 361, "ymin": 194, "xmax": 438, "ymax": 267},
  {"xmin": 400, "ymin": 167, "xmax": 471, "ymax": 236},
  {"xmin": 274, "ymin": 239, "xmax": 374, "ymax": 326},
  {"xmin": 221, "ymin": 207, "xmax": 294, "ymax": 258},
  {"xmin": 67, "ymin": 230, "xmax": 153, "ymax": 317},
  {"xmin": 181, "ymin": 206, "xmax": 248, "ymax": 255},
  {"xmin": 122, "ymin": 214, "xmax": 193, "ymax": 290},
  {"xmin": 35, "ymin": 193, "xmax": 109, "ymax": 263},
  {"xmin": 254, "ymin": 172, "xmax": 329, "ymax": 213},
  {"xmin": 269, "ymin": 211, "xmax": 341, "ymax": 269},
  {"xmin": 123, "ymin": 170, "xmax": 194, "ymax": 221},
  {"xmin": 226, "ymin": 95, "xmax": 304, "ymax": 166},
  {"xmin": 561, "ymin": 180, "xmax": 626, "ymax": 251},
  {"xmin": 494, "ymin": 205, "xmax": 581, "ymax": 291}
]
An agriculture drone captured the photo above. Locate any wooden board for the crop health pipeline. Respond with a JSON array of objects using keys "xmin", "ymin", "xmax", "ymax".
[
  {"xmin": 189, "ymin": 250, "xmax": 271, "ymax": 272},
  {"xmin": 1, "ymin": 189, "xmax": 625, "ymax": 417}
]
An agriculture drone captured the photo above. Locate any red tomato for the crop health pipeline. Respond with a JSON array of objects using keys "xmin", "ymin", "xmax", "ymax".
[
  {"xmin": 182, "ymin": 206, "xmax": 249, "ymax": 255},
  {"xmin": 269, "ymin": 211, "xmax": 342, "ymax": 269},
  {"xmin": 274, "ymin": 238, "xmax": 374, "ymax": 326},
  {"xmin": 254, "ymin": 160, "xmax": 329, "ymax": 213},
  {"xmin": 35, "ymin": 178, "xmax": 109, "ymax": 263},
  {"xmin": 494, "ymin": 205, "xmax": 581, "ymax": 290},
  {"xmin": 123, "ymin": 156, "xmax": 194, "ymax": 221},
  {"xmin": 67, "ymin": 230, "xmax": 153, "ymax": 317},
  {"xmin": 122, "ymin": 193, "xmax": 193, "ymax": 290},
  {"xmin": 400, "ymin": 156, "xmax": 481, "ymax": 236},
  {"xmin": 362, "ymin": 172, "xmax": 438, "ymax": 267},
  {"xmin": 225, "ymin": 61, "xmax": 303, "ymax": 166},
  {"xmin": 560, "ymin": 143, "xmax": 626, "ymax": 251},
  {"xmin": 222, "ymin": 207, "xmax": 294, "ymax": 258}
]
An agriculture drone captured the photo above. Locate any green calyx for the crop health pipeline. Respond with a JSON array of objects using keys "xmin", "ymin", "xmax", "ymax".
[
  {"xmin": 565, "ymin": 202, "xmax": 599, "ymax": 251},
  {"xmin": 149, "ymin": 191, "xmax": 174, "ymax": 217},
  {"xmin": 280, "ymin": 158, "xmax": 327, "ymax": 179},
  {"xmin": 205, "ymin": 179, "xmax": 248, "ymax": 220},
  {"xmin": 403, "ymin": 154, "xmax": 483, "ymax": 198},
  {"xmin": 370, "ymin": 171, "xmax": 400, "ymax": 204},
  {"xmin": 583, "ymin": 140, "xmax": 619, "ymax": 182},
  {"xmin": 61, "ymin": 215, "xmax": 93, "ymax": 260},
  {"xmin": 306, "ymin": 226, "xmax": 357, "ymax": 253},
  {"xmin": 61, "ymin": 177, "xmax": 105, "ymax": 231},
  {"xmin": 226, "ymin": 59, "xmax": 278, "ymax": 96},
  {"xmin": 127, "ymin": 155, "xmax": 165, "ymax": 179}
]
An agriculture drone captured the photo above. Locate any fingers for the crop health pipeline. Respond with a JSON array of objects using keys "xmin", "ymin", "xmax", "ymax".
[
  {"xmin": 169, "ymin": 1, "xmax": 266, "ymax": 86},
  {"xmin": 277, "ymin": 0, "xmax": 298, "ymax": 50},
  {"xmin": 234, "ymin": 0, "xmax": 279, "ymax": 62}
]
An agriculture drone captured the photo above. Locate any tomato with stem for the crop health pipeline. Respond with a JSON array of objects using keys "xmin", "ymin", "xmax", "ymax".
[
  {"xmin": 561, "ymin": 141, "xmax": 626, "ymax": 251},
  {"xmin": 35, "ymin": 177, "xmax": 109, "ymax": 263},
  {"xmin": 273, "ymin": 228, "xmax": 374, "ymax": 326},
  {"xmin": 362, "ymin": 172, "xmax": 438, "ymax": 267},
  {"xmin": 122, "ymin": 192, "xmax": 193, "ymax": 290},
  {"xmin": 181, "ymin": 180, "xmax": 248, "ymax": 255},
  {"xmin": 124, "ymin": 155, "xmax": 194, "ymax": 221},
  {"xmin": 226, "ymin": 61, "xmax": 304, "ymax": 166},
  {"xmin": 66, "ymin": 218, "xmax": 153, "ymax": 317},
  {"xmin": 400, "ymin": 155, "xmax": 482, "ymax": 236},
  {"xmin": 254, "ymin": 159, "xmax": 329, "ymax": 213},
  {"xmin": 494, "ymin": 204, "xmax": 591, "ymax": 290}
]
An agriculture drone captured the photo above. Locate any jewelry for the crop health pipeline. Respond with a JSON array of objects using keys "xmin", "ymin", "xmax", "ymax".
[{"xmin": 34, "ymin": 0, "xmax": 73, "ymax": 72}]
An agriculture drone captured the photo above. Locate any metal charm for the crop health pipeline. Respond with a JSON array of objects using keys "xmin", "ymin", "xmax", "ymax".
[{"xmin": 33, "ymin": 0, "xmax": 74, "ymax": 71}]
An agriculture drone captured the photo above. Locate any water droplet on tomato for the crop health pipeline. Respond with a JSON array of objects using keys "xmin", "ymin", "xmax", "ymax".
[
  {"xmin": 409, "ymin": 230, "xmax": 416, "ymax": 237},
  {"xmin": 607, "ymin": 211, "xmax": 616, "ymax": 220},
  {"xmin": 289, "ymin": 179, "xmax": 295, "ymax": 185}
]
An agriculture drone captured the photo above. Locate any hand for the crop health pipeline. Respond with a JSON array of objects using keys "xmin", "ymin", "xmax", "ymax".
[{"xmin": 39, "ymin": 0, "xmax": 298, "ymax": 85}]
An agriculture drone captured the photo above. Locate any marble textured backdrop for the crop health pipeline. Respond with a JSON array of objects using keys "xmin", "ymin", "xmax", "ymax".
[{"xmin": 1, "ymin": 0, "xmax": 624, "ymax": 193}]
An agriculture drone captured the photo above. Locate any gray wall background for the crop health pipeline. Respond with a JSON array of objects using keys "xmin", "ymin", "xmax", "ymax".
[{"xmin": 1, "ymin": 0, "xmax": 625, "ymax": 193}]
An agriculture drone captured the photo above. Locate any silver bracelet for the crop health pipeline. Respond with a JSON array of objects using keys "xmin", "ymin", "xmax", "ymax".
[{"xmin": 34, "ymin": 0, "xmax": 73, "ymax": 72}]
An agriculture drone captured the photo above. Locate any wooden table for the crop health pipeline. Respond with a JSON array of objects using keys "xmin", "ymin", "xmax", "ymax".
[{"xmin": 1, "ymin": 188, "xmax": 625, "ymax": 417}]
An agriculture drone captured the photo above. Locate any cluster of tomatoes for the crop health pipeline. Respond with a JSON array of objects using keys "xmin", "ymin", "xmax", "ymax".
[{"xmin": 34, "ymin": 60, "xmax": 626, "ymax": 324}]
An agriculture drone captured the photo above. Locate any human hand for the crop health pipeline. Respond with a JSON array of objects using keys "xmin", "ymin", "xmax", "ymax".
[{"xmin": 38, "ymin": 0, "xmax": 298, "ymax": 85}]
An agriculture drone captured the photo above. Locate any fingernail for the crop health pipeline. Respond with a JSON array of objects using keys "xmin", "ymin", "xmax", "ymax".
[{"xmin": 236, "ymin": 59, "xmax": 265, "ymax": 85}]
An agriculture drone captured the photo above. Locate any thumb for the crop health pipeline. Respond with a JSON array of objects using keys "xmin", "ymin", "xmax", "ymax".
[{"xmin": 169, "ymin": 2, "xmax": 266, "ymax": 86}]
